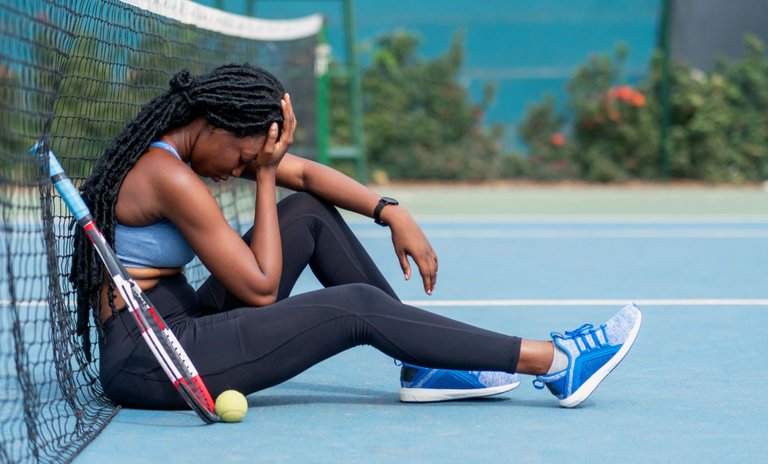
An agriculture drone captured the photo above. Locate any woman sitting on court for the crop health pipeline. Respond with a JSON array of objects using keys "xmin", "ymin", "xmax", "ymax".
[{"xmin": 72, "ymin": 64, "xmax": 641, "ymax": 409}]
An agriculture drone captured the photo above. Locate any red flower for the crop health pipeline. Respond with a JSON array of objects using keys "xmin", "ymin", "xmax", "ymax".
[
  {"xmin": 617, "ymin": 86, "xmax": 634, "ymax": 101},
  {"xmin": 550, "ymin": 133, "xmax": 565, "ymax": 147},
  {"xmin": 607, "ymin": 85, "xmax": 646, "ymax": 107}
]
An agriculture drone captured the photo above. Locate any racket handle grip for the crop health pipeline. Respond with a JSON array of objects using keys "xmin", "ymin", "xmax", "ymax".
[{"xmin": 48, "ymin": 154, "xmax": 91, "ymax": 222}]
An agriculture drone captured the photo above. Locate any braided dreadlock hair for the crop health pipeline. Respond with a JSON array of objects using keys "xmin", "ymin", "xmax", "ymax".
[{"xmin": 72, "ymin": 63, "xmax": 285, "ymax": 359}]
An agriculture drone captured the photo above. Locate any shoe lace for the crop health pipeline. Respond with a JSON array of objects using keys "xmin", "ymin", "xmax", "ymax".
[
  {"xmin": 552, "ymin": 323, "xmax": 608, "ymax": 353},
  {"xmin": 532, "ymin": 324, "xmax": 608, "ymax": 391}
]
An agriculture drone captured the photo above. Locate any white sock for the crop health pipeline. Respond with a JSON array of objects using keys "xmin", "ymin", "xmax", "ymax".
[{"xmin": 547, "ymin": 345, "xmax": 569, "ymax": 374}]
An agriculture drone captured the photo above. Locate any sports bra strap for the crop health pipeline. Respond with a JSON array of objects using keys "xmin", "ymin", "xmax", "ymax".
[{"xmin": 150, "ymin": 141, "xmax": 181, "ymax": 160}]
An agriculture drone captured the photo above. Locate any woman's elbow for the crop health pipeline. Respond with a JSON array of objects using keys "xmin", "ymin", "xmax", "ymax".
[
  {"xmin": 242, "ymin": 273, "xmax": 281, "ymax": 307},
  {"xmin": 242, "ymin": 292, "xmax": 277, "ymax": 308},
  {"xmin": 237, "ymin": 280, "xmax": 279, "ymax": 307}
]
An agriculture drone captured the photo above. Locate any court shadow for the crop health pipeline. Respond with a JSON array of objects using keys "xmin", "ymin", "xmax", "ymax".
[
  {"xmin": 248, "ymin": 381, "xmax": 395, "ymax": 407},
  {"xmin": 273, "ymin": 380, "xmax": 392, "ymax": 397},
  {"xmin": 248, "ymin": 381, "xmax": 531, "ymax": 408},
  {"xmin": 503, "ymin": 398, "xmax": 564, "ymax": 409}
]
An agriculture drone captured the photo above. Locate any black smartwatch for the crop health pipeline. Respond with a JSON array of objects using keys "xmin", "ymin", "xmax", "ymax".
[{"xmin": 373, "ymin": 197, "xmax": 399, "ymax": 226}]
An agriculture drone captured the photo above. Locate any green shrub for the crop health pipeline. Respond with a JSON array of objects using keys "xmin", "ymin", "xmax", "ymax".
[
  {"xmin": 358, "ymin": 30, "xmax": 505, "ymax": 180},
  {"xmin": 516, "ymin": 96, "xmax": 577, "ymax": 180},
  {"xmin": 518, "ymin": 35, "xmax": 768, "ymax": 183}
]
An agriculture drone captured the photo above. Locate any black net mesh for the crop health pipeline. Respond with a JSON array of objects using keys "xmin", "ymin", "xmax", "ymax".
[{"xmin": 1, "ymin": 1, "xmax": 319, "ymax": 462}]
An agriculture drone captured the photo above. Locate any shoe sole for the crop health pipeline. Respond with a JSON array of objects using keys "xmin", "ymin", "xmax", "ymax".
[
  {"xmin": 399, "ymin": 379, "xmax": 521, "ymax": 403},
  {"xmin": 559, "ymin": 309, "xmax": 643, "ymax": 408}
]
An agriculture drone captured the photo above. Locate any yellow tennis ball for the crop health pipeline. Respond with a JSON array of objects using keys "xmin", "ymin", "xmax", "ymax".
[{"xmin": 214, "ymin": 390, "xmax": 248, "ymax": 423}]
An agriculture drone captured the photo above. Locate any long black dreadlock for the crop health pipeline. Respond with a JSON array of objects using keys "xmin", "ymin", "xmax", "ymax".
[{"xmin": 72, "ymin": 63, "xmax": 285, "ymax": 359}]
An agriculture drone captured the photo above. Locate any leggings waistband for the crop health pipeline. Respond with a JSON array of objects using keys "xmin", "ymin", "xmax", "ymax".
[{"xmin": 103, "ymin": 273, "xmax": 199, "ymax": 332}]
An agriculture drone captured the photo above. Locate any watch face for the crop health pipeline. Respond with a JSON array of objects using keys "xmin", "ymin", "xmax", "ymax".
[{"xmin": 381, "ymin": 197, "xmax": 399, "ymax": 205}]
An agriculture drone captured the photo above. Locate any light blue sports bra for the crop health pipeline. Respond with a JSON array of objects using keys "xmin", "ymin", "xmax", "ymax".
[{"xmin": 114, "ymin": 142, "xmax": 195, "ymax": 269}]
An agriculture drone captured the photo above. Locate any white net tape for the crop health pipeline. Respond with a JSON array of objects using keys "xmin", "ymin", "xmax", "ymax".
[{"xmin": 121, "ymin": 0, "xmax": 323, "ymax": 40}]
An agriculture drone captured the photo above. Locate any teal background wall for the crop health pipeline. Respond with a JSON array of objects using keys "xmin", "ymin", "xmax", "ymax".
[{"xmin": 197, "ymin": 1, "xmax": 662, "ymax": 149}]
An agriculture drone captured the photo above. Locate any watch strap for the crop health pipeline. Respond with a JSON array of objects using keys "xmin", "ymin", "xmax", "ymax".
[{"xmin": 373, "ymin": 197, "xmax": 398, "ymax": 226}]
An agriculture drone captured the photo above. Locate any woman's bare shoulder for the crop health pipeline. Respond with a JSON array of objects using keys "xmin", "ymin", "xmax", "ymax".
[{"xmin": 117, "ymin": 148, "xmax": 206, "ymax": 224}]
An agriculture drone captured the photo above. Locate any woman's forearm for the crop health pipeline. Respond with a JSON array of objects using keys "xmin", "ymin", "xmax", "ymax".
[
  {"xmin": 275, "ymin": 153, "xmax": 437, "ymax": 294},
  {"xmin": 251, "ymin": 166, "xmax": 282, "ymax": 294},
  {"xmin": 280, "ymin": 155, "xmax": 386, "ymax": 220}
]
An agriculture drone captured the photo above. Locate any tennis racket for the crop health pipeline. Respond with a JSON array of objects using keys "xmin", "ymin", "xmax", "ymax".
[{"xmin": 31, "ymin": 140, "xmax": 219, "ymax": 424}]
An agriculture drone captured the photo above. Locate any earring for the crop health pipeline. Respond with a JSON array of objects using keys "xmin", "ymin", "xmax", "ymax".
[{"xmin": 210, "ymin": 127, "xmax": 216, "ymax": 134}]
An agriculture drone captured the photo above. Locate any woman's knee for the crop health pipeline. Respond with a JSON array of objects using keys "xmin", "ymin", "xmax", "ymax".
[
  {"xmin": 241, "ymin": 193, "xmax": 334, "ymax": 244},
  {"xmin": 347, "ymin": 282, "xmax": 392, "ymax": 297},
  {"xmin": 278, "ymin": 192, "xmax": 337, "ymax": 221},
  {"xmin": 321, "ymin": 283, "xmax": 397, "ymax": 309}
]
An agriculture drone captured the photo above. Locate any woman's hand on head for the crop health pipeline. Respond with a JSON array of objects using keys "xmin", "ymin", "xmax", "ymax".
[{"xmin": 256, "ymin": 93, "xmax": 297, "ymax": 169}]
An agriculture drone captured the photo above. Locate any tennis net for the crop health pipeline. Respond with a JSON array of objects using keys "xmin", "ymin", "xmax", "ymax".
[{"xmin": 0, "ymin": 0, "xmax": 321, "ymax": 461}]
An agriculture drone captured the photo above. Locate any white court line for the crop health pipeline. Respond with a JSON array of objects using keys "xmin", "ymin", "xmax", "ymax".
[
  {"xmin": 352, "ymin": 229, "xmax": 768, "ymax": 239},
  {"xmin": 412, "ymin": 216, "xmax": 768, "ymax": 224},
  {"xmin": 7, "ymin": 298, "xmax": 768, "ymax": 308},
  {"xmin": 0, "ymin": 301, "xmax": 74, "ymax": 307},
  {"xmin": 346, "ymin": 215, "xmax": 768, "ymax": 224},
  {"xmin": 402, "ymin": 299, "xmax": 768, "ymax": 307}
]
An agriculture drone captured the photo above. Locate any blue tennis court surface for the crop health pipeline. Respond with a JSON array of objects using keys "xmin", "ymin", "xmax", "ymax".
[{"xmin": 75, "ymin": 218, "xmax": 768, "ymax": 463}]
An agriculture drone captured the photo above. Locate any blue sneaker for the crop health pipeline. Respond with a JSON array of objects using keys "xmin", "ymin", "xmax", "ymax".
[
  {"xmin": 533, "ymin": 303, "xmax": 642, "ymax": 408},
  {"xmin": 399, "ymin": 364, "xmax": 520, "ymax": 403}
]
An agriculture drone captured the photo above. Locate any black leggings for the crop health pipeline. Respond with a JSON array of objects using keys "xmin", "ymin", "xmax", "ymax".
[{"xmin": 99, "ymin": 192, "xmax": 521, "ymax": 409}]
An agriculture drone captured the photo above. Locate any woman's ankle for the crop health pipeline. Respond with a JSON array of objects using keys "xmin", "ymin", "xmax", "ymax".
[{"xmin": 515, "ymin": 340, "xmax": 554, "ymax": 375}]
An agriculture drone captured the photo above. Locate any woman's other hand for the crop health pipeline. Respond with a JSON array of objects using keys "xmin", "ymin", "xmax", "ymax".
[{"xmin": 385, "ymin": 207, "xmax": 438, "ymax": 295}]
